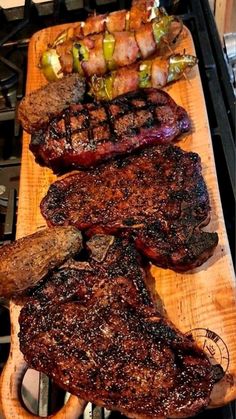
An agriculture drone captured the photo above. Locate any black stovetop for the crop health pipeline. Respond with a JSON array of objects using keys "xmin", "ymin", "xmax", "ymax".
[{"xmin": 0, "ymin": 1, "xmax": 235, "ymax": 418}]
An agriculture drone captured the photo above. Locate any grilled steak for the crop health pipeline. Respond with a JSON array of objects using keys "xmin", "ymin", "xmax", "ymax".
[
  {"xmin": 18, "ymin": 74, "xmax": 85, "ymax": 134},
  {"xmin": 29, "ymin": 88, "xmax": 190, "ymax": 172},
  {"xmin": 19, "ymin": 236, "xmax": 219, "ymax": 419},
  {"xmin": 41, "ymin": 144, "xmax": 218, "ymax": 271}
]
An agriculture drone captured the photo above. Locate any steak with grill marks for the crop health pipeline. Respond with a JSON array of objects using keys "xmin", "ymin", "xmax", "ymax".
[
  {"xmin": 19, "ymin": 236, "xmax": 221, "ymax": 419},
  {"xmin": 41, "ymin": 144, "xmax": 218, "ymax": 272},
  {"xmin": 30, "ymin": 88, "xmax": 190, "ymax": 173}
]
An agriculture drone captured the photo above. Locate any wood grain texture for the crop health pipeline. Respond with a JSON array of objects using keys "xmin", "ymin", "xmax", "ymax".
[
  {"xmin": 214, "ymin": 0, "xmax": 234, "ymax": 39},
  {"xmin": 0, "ymin": 22, "xmax": 235, "ymax": 418}
]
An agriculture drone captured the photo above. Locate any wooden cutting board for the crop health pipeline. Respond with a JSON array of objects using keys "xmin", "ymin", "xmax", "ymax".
[{"xmin": 0, "ymin": 22, "xmax": 235, "ymax": 418}]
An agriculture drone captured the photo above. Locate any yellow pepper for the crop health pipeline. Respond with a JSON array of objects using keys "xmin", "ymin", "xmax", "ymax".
[
  {"xmin": 152, "ymin": 15, "xmax": 174, "ymax": 45},
  {"xmin": 40, "ymin": 49, "xmax": 62, "ymax": 82},
  {"xmin": 103, "ymin": 33, "xmax": 116, "ymax": 71},
  {"xmin": 89, "ymin": 73, "xmax": 115, "ymax": 101},
  {"xmin": 72, "ymin": 42, "xmax": 89, "ymax": 75},
  {"xmin": 167, "ymin": 54, "xmax": 198, "ymax": 82}
]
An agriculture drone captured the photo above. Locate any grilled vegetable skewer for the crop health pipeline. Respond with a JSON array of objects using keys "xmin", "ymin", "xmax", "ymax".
[
  {"xmin": 89, "ymin": 53, "xmax": 198, "ymax": 100},
  {"xmin": 41, "ymin": 11, "xmax": 183, "ymax": 81}
]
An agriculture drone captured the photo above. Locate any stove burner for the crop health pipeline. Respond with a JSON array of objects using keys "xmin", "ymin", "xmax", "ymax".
[
  {"xmin": 0, "ymin": 60, "xmax": 18, "ymax": 88},
  {"xmin": 0, "ymin": 55, "xmax": 22, "ymax": 111},
  {"xmin": 0, "ymin": 71, "xmax": 18, "ymax": 110},
  {"xmin": 0, "ymin": 164, "xmax": 20, "ymax": 207}
]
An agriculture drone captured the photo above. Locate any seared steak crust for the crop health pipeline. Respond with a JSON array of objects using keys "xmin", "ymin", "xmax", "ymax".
[
  {"xmin": 41, "ymin": 144, "xmax": 218, "ymax": 271},
  {"xmin": 30, "ymin": 88, "xmax": 190, "ymax": 172},
  {"xmin": 18, "ymin": 74, "xmax": 85, "ymax": 134},
  {"xmin": 19, "ymin": 237, "xmax": 217, "ymax": 419}
]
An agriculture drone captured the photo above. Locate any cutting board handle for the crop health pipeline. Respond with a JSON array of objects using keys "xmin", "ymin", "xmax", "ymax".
[{"xmin": 0, "ymin": 303, "xmax": 86, "ymax": 418}]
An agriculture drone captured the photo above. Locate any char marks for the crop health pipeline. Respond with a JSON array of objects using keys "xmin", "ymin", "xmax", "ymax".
[
  {"xmin": 19, "ymin": 236, "xmax": 218, "ymax": 419},
  {"xmin": 41, "ymin": 144, "xmax": 218, "ymax": 271},
  {"xmin": 30, "ymin": 88, "xmax": 190, "ymax": 172}
]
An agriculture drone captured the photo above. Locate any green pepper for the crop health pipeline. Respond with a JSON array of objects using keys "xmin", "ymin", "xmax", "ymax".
[
  {"xmin": 40, "ymin": 49, "xmax": 63, "ymax": 82},
  {"xmin": 78, "ymin": 43, "xmax": 89, "ymax": 61},
  {"xmin": 72, "ymin": 44, "xmax": 83, "ymax": 75},
  {"xmin": 152, "ymin": 15, "xmax": 174, "ymax": 45},
  {"xmin": 103, "ymin": 33, "xmax": 116, "ymax": 71},
  {"xmin": 90, "ymin": 73, "xmax": 115, "ymax": 101},
  {"xmin": 167, "ymin": 54, "xmax": 198, "ymax": 83},
  {"xmin": 103, "ymin": 74, "xmax": 114, "ymax": 100},
  {"xmin": 138, "ymin": 61, "xmax": 152, "ymax": 88},
  {"xmin": 72, "ymin": 42, "xmax": 90, "ymax": 75}
]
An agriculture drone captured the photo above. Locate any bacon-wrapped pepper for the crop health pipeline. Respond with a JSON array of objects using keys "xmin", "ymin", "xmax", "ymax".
[
  {"xmin": 48, "ymin": 1, "xmax": 162, "ymax": 47},
  {"xmin": 41, "ymin": 9, "xmax": 182, "ymax": 82},
  {"xmin": 89, "ymin": 53, "xmax": 198, "ymax": 100}
]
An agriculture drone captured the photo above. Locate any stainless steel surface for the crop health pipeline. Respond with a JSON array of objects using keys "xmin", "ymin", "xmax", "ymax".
[
  {"xmin": 224, "ymin": 32, "xmax": 236, "ymax": 62},
  {"xmin": 38, "ymin": 373, "xmax": 50, "ymax": 417},
  {"xmin": 33, "ymin": 0, "xmax": 54, "ymax": 16},
  {"xmin": 223, "ymin": 32, "xmax": 236, "ymax": 95},
  {"xmin": 65, "ymin": 0, "xmax": 84, "ymax": 10}
]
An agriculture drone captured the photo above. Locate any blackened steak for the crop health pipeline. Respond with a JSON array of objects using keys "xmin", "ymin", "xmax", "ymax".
[
  {"xmin": 41, "ymin": 144, "xmax": 218, "ymax": 271},
  {"xmin": 19, "ymin": 236, "xmax": 219, "ymax": 419},
  {"xmin": 30, "ymin": 88, "xmax": 190, "ymax": 172}
]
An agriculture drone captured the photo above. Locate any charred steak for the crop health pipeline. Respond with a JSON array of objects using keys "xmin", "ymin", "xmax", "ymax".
[
  {"xmin": 19, "ymin": 236, "xmax": 219, "ymax": 419},
  {"xmin": 29, "ymin": 88, "xmax": 190, "ymax": 172},
  {"xmin": 18, "ymin": 74, "xmax": 85, "ymax": 134},
  {"xmin": 41, "ymin": 144, "xmax": 218, "ymax": 271}
]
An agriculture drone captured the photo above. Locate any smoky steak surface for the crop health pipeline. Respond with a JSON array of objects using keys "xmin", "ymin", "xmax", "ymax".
[
  {"xmin": 41, "ymin": 144, "xmax": 218, "ymax": 271},
  {"xmin": 18, "ymin": 74, "xmax": 86, "ymax": 134},
  {"xmin": 19, "ymin": 236, "xmax": 218, "ymax": 419},
  {"xmin": 30, "ymin": 88, "xmax": 190, "ymax": 172}
]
